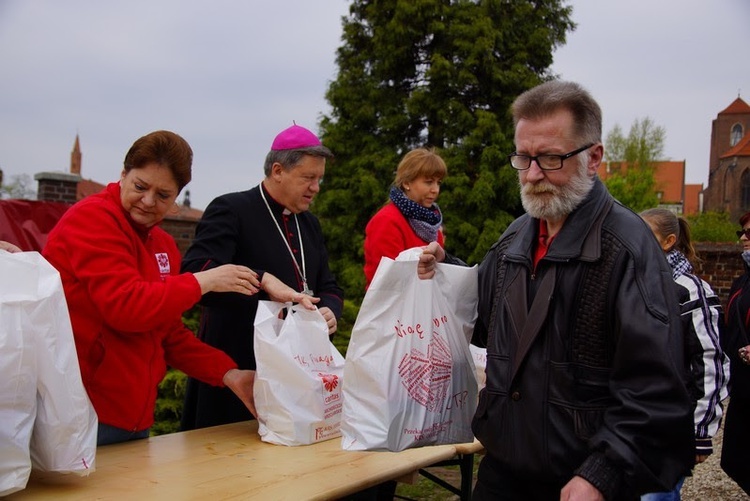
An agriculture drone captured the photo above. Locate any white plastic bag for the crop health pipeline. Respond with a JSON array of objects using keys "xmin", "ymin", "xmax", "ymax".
[
  {"xmin": 253, "ymin": 301, "xmax": 345, "ymax": 446},
  {"xmin": 341, "ymin": 248, "xmax": 479, "ymax": 452},
  {"xmin": 0, "ymin": 251, "xmax": 97, "ymax": 496},
  {"xmin": 28, "ymin": 253, "xmax": 98, "ymax": 475},
  {"xmin": 0, "ymin": 252, "xmax": 38, "ymax": 496},
  {"xmin": 469, "ymin": 344, "xmax": 487, "ymax": 391}
]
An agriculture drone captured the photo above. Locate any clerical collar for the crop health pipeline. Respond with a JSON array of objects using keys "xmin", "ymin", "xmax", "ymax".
[{"xmin": 260, "ymin": 183, "xmax": 292, "ymax": 215}]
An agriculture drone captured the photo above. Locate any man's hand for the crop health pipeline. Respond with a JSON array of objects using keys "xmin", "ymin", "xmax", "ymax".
[
  {"xmin": 319, "ymin": 306, "xmax": 337, "ymax": 335},
  {"xmin": 560, "ymin": 476, "xmax": 605, "ymax": 501},
  {"xmin": 223, "ymin": 368, "xmax": 257, "ymax": 418},
  {"xmin": 417, "ymin": 241, "xmax": 446, "ymax": 280}
]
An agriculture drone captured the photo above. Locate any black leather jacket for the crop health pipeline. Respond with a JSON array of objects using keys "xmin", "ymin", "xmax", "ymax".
[
  {"xmin": 725, "ymin": 264, "xmax": 750, "ymax": 399},
  {"xmin": 472, "ymin": 179, "xmax": 694, "ymax": 499}
]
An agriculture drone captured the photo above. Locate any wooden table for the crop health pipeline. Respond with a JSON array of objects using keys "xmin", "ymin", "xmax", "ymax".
[
  {"xmin": 418, "ymin": 439, "xmax": 484, "ymax": 500},
  {"xmin": 9, "ymin": 421, "xmax": 473, "ymax": 500}
]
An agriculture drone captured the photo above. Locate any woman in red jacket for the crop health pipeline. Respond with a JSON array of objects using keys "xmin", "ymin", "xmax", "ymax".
[
  {"xmin": 363, "ymin": 148, "xmax": 448, "ymax": 288},
  {"xmin": 43, "ymin": 130, "xmax": 316, "ymax": 446}
]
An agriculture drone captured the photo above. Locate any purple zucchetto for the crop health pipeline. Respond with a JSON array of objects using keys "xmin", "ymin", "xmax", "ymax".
[{"xmin": 270, "ymin": 124, "xmax": 322, "ymax": 151}]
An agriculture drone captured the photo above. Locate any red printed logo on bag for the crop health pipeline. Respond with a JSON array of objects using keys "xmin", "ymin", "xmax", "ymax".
[
  {"xmin": 398, "ymin": 332, "xmax": 452, "ymax": 412},
  {"xmin": 155, "ymin": 253, "xmax": 170, "ymax": 274},
  {"xmin": 319, "ymin": 373, "xmax": 339, "ymax": 392}
]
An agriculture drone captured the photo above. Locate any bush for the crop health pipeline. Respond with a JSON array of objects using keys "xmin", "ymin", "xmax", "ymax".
[
  {"xmin": 152, "ymin": 368, "xmax": 187, "ymax": 436},
  {"xmin": 332, "ymin": 299, "xmax": 361, "ymax": 356},
  {"xmin": 686, "ymin": 211, "xmax": 736, "ymax": 242}
]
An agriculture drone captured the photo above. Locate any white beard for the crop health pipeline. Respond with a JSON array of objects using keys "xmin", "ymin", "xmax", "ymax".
[{"xmin": 520, "ymin": 161, "xmax": 594, "ymax": 222}]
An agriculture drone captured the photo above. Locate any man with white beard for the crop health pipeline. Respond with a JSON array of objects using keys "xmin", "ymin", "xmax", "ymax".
[{"xmin": 418, "ymin": 80, "xmax": 694, "ymax": 500}]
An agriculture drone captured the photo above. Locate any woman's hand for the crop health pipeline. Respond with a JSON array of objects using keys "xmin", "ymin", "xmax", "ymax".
[
  {"xmin": 740, "ymin": 345, "xmax": 750, "ymax": 365},
  {"xmin": 261, "ymin": 273, "xmax": 320, "ymax": 310},
  {"xmin": 223, "ymin": 368, "xmax": 257, "ymax": 418},
  {"xmin": 0, "ymin": 240, "xmax": 22, "ymax": 253},
  {"xmin": 193, "ymin": 264, "xmax": 260, "ymax": 295},
  {"xmin": 193, "ymin": 264, "xmax": 260, "ymax": 296}
]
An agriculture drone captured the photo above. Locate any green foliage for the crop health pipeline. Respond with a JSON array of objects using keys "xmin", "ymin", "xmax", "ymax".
[
  {"xmin": 603, "ymin": 117, "xmax": 664, "ymax": 212},
  {"xmin": 316, "ymin": 0, "xmax": 575, "ymax": 305},
  {"xmin": 686, "ymin": 211, "xmax": 736, "ymax": 242},
  {"xmin": 182, "ymin": 305, "xmax": 201, "ymax": 335},
  {"xmin": 152, "ymin": 368, "xmax": 187, "ymax": 436},
  {"xmin": 605, "ymin": 118, "xmax": 665, "ymax": 165},
  {"xmin": 604, "ymin": 169, "xmax": 659, "ymax": 213},
  {"xmin": 152, "ymin": 307, "xmax": 199, "ymax": 436},
  {"xmin": 331, "ymin": 299, "xmax": 360, "ymax": 356}
]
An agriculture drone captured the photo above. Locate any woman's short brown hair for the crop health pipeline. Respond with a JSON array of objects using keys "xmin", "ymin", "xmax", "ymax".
[
  {"xmin": 393, "ymin": 148, "xmax": 447, "ymax": 189},
  {"xmin": 123, "ymin": 130, "xmax": 193, "ymax": 191}
]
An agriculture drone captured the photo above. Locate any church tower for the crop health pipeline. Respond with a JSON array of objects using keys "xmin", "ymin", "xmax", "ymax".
[
  {"xmin": 702, "ymin": 96, "xmax": 750, "ymax": 220},
  {"xmin": 70, "ymin": 134, "xmax": 82, "ymax": 175}
]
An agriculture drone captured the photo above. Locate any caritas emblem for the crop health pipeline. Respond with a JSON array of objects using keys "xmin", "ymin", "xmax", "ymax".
[
  {"xmin": 155, "ymin": 253, "xmax": 170, "ymax": 274},
  {"xmin": 319, "ymin": 373, "xmax": 339, "ymax": 392}
]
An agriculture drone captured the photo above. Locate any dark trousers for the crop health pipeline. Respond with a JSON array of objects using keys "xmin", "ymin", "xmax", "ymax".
[
  {"xmin": 721, "ymin": 395, "xmax": 750, "ymax": 496},
  {"xmin": 472, "ymin": 454, "xmax": 562, "ymax": 500},
  {"xmin": 97, "ymin": 423, "xmax": 149, "ymax": 446}
]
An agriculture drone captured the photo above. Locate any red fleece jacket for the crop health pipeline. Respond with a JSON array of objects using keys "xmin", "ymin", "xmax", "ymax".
[{"xmin": 43, "ymin": 182, "xmax": 236, "ymax": 431}]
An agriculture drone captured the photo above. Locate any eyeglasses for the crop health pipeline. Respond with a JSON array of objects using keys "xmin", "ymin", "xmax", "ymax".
[
  {"xmin": 736, "ymin": 228, "xmax": 750, "ymax": 239},
  {"xmin": 508, "ymin": 143, "xmax": 595, "ymax": 171}
]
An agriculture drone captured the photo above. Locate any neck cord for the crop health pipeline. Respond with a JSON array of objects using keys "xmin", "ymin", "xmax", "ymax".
[{"xmin": 259, "ymin": 184, "xmax": 312, "ymax": 295}]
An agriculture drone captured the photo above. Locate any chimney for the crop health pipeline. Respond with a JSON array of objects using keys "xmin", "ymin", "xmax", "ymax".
[
  {"xmin": 34, "ymin": 172, "xmax": 81, "ymax": 204},
  {"xmin": 71, "ymin": 134, "xmax": 82, "ymax": 175}
]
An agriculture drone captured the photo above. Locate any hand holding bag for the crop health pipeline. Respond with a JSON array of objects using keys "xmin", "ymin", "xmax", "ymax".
[
  {"xmin": 253, "ymin": 301, "xmax": 345, "ymax": 446},
  {"xmin": 341, "ymin": 248, "xmax": 479, "ymax": 451}
]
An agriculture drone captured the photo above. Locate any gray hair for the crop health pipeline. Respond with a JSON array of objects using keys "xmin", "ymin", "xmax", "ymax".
[
  {"xmin": 511, "ymin": 80, "xmax": 602, "ymax": 145},
  {"xmin": 263, "ymin": 145, "xmax": 333, "ymax": 176}
]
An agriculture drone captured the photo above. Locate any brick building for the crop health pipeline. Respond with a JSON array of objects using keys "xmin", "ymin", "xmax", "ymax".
[
  {"xmin": 702, "ymin": 96, "xmax": 750, "ymax": 221},
  {"xmin": 597, "ymin": 160, "xmax": 703, "ymax": 215}
]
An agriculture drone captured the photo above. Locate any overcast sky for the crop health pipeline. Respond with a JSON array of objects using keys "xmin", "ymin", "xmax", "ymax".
[{"xmin": 1, "ymin": 0, "xmax": 748, "ymax": 210}]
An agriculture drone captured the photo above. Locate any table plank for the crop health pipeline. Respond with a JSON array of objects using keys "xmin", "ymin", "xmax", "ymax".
[
  {"xmin": 453, "ymin": 438, "xmax": 484, "ymax": 456},
  {"xmin": 9, "ymin": 421, "xmax": 460, "ymax": 500}
]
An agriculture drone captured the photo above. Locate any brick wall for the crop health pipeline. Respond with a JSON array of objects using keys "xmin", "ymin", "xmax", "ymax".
[
  {"xmin": 694, "ymin": 242, "xmax": 744, "ymax": 305},
  {"xmin": 160, "ymin": 217, "xmax": 197, "ymax": 256}
]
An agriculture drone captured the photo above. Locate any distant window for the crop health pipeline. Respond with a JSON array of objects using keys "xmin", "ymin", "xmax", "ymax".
[
  {"xmin": 742, "ymin": 170, "xmax": 750, "ymax": 209},
  {"xmin": 731, "ymin": 123, "xmax": 744, "ymax": 147}
]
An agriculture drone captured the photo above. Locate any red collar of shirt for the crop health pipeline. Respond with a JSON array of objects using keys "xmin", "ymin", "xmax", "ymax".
[{"xmin": 533, "ymin": 219, "xmax": 556, "ymax": 267}]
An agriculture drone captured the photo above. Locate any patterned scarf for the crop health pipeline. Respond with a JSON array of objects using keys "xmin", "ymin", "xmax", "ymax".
[
  {"xmin": 666, "ymin": 249, "xmax": 693, "ymax": 280},
  {"xmin": 742, "ymin": 250, "xmax": 750, "ymax": 268},
  {"xmin": 389, "ymin": 186, "xmax": 443, "ymax": 243}
]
